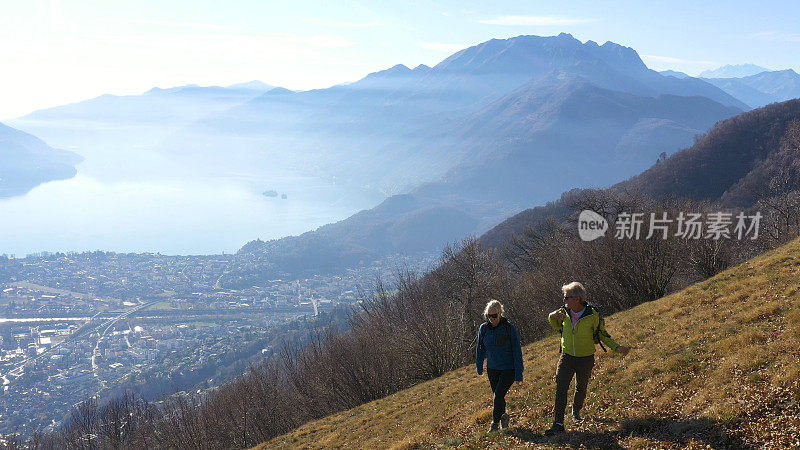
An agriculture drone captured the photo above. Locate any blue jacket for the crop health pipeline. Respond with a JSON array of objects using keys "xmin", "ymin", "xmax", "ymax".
[{"xmin": 476, "ymin": 317, "xmax": 524, "ymax": 382}]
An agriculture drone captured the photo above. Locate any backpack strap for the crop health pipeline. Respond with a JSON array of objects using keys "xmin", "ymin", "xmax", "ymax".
[
  {"xmin": 481, "ymin": 320, "xmax": 513, "ymax": 348},
  {"xmin": 588, "ymin": 303, "xmax": 607, "ymax": 352}
]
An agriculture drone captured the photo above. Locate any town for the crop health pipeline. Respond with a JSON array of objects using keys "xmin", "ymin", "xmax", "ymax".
[{"xmin": 0, "ymin": 251, "xmax": 435, "ymax": 436}]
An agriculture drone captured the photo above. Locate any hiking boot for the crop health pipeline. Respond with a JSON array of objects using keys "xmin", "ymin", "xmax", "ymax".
[
  {"xmin": 489, "ymin": 421, "xmax": 500, "ymax": 432},
  {"xmin": 544, "ymin": 422, "xmax": 565, "ymax": 436},
  {"xmin": 572, "ymin": 409, "xmax": 582, "ymax": 423},
  {"xmin": 500, "ymin": 413, "xmax": 510, "ymax": 428}
]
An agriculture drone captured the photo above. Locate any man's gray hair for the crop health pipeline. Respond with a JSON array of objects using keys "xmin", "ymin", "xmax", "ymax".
[
  {"xmin": 483, "ymin": 299, "xmax": 505, "ymax": 318},
  {"xmin": 561, "ymin": 281, "xmax": 587, "ymax": 300}
]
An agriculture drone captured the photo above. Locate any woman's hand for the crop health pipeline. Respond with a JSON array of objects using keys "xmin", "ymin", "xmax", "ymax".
[{"xmin": 551, "ymin": 310, "xmax": 566, "ymax": 321}]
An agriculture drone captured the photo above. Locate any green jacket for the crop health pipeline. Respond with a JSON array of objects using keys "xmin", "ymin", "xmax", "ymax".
[{"xmin": 548, "ymin": 305, "xmax": 619, "ymax": 357}]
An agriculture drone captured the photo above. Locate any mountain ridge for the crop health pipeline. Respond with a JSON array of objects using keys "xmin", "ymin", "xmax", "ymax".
[
  {"xmin": 0, "ymin": 121, "xmax": 82, "ymax": 197},
  {"xmin": 480, "ymin": 98, "xmax": 800, "ymax": 249},
  {"xmin": 225, "ymin": 74, "xmax": 742, "ymax": 286},
  {"xmin": 703, "ymin": 69, "xmax": 800, "ymax": 108},
  {"xmin": 699, "ymin": 63, "xmax": 770, "ymax": 78}
]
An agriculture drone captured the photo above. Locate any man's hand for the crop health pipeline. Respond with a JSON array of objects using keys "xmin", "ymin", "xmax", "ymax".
[
  {"xmin": 616, "ymin": 346, "xmax": 630, "ymax": 356},
  {"xmin": 551, "ymin": 310, "xmax": 566, "ymax": 321}
]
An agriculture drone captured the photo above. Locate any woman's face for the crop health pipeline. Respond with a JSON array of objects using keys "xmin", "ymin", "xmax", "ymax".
[{"xmin": 487, "ymin": 307, "xmax": 501, "ymax": 326}]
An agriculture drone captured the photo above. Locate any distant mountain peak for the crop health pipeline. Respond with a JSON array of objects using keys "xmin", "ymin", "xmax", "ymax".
[
  {"xmin": 144, "ymin": 84, "xmax": 201, "ymax": 95},
  {"xmin": 364, "ymin": 64, "xmax": 413, "ymax": 79},
  {"xmin": 660, "ymin": 70, "xmax": 690, "ymax": 79},
  {"xmin": 226, "ymin": 80, "xmax": 275, "ymax": 91},
  {"xmin": 263, "ymin": 87, "xmax": 294, "ymax": 96},
  {"xmin": 434, "ymin": 33, "xmax": 648, "ymax": 76},
  {"xmin": 352, "ymin": 64, "xmax": 426, "ymax": 88},
  {"xmin": 597, "ymin": 40, "xmax": 649, "ymax": 71},
  {"xmin": 144, "ymin": 82, "xmax": 274, "ymax": 96},
  {"xmin": 700, "ymin": 64, "xmax": 770, "ymax": 79},
  {"xmin": 145, "ymin": 86, "xmax": 174, "ymax": 95}
]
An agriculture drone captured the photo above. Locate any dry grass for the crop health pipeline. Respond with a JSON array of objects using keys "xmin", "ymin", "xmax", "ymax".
[{"xmin": 257, "ymin": 237, "xmax": 800, "ymax": 449}]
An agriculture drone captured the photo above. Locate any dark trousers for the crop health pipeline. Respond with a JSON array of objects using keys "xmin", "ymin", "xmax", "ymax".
[
  {"xmin": 487, "ymin": 368, "xmax": 515, "ymax": 423},
  {"xmin": 553, "ymin": 353, "xmax": 594, "ymax": 424}
]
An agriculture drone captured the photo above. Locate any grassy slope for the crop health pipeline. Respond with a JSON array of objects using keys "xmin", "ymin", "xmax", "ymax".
[{"xmin": 259, "ymin": 238, "xmax": 800, "ymax": 449}]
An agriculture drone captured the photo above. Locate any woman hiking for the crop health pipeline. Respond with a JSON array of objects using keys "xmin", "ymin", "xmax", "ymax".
[
  {"xmin": 545, "ymin": 282, "xmax": 630, "ymax": 436},
  {"xmin": 476, "ymin": 299, "xmax": 524, "ymax": 432}
]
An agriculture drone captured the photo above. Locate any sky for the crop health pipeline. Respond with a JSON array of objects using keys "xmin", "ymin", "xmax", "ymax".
[{"xmin": 1, "ymin": 0, "xmax": 799, "ymax": 120}]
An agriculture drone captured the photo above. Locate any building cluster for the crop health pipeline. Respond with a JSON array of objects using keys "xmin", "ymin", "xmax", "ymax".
[{"xmin": 0, "ymin": 251, "xmax": 436, "ymax": 436}]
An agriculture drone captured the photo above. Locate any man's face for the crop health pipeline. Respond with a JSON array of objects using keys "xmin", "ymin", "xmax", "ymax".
[{"xmin": 565, "ymin": 295, "xmax": 584, "ymax": 311}]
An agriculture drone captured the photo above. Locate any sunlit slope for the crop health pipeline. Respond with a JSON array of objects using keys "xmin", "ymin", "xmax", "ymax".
[{"xmin": 258, "ymin": 237, "xmax": 800, "ymax": 449}]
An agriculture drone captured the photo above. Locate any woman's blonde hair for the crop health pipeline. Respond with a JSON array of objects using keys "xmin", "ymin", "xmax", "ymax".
[
  {"xmin": 561, "ymin": 281, "xmax": 587, "ymax": 300},
  {"xmin": 483, "ymin": 299, "xmax": 504, "ymax": 319}
]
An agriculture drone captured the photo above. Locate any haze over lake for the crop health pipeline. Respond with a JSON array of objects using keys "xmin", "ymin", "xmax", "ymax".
[{"xmin": 0, "ymin": 154, "xmax": 383, "ymax": 256}]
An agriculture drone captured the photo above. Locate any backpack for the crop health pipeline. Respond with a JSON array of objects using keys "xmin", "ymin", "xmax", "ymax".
[{"xmin": 558, "ymin": 303, "xmax": 607, "ymax": 353}]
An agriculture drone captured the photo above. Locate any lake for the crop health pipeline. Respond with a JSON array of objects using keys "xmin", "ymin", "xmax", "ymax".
[
  {"xmin": 0, "ymin": 170, "xmax": 383, "ymax": 256},
  {"xmin": 1, "ymin": 113, "xmax": 386, "ymax": 256}
]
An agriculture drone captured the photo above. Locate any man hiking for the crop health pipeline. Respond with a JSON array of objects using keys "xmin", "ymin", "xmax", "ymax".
[{"xmin": 545, "ymin": 282, "xmax": 630, "ymax": 436}]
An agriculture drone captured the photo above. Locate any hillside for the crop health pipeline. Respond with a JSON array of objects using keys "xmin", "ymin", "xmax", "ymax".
[
  {"xmin": 0, "ymin": 121, "xmax": 82, "ymax": 197},
  {"xmin": 624, "ymin": 99, "xmax": 800, "ymax": 206},
  {"xmin": 424, "ymin": 72, "xmax": 740, "ymax": 205},
  {"xmin": 481, "ymin": 98, "xmax": 800, "ymax": 248},
  {"xmin": 260, "ymin": 237, "xmax": 800, "ymax": 449}
]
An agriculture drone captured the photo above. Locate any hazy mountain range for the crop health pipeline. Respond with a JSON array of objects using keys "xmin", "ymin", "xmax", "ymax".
[
  {"xmin": 9, "ymin": 81, "xmax": 274, "ymax": 182},
  {"xmin": 703, "ymin": 69, "xmax": 800, "ymax": 108},
  {"xmin": 8, "ymin": 34, "xmax": 800, "ymax": 280},
  {"xmin": 699, "ymin": 63, "xmax": 770, "ymax": 78},
  {"xmin": 223, "ymin": 71, "xmax": 743, "ymax": 285},
  {"xmin": 23, "ymin": 81, "xmax": 274, "ymax": 125},
  {"xmin": 145, "ymin": 33, "xmax": 748, "ymax": 195},
  {"xmin": 658, "ymin": 64, "xmax": 800, "ymax": 109},
  {"xmin": 210, "ymin": 34, "xmax": 752, "ymax": 285}
]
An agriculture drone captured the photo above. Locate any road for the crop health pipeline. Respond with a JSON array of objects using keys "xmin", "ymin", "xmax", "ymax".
[
  {"xmin": 9, "ymin": 281, "xmax": 97, "ymax": 300},
  {"xmin": 5, "ymin": 302, "xmax": 155, "ymax": 379},
  {"xmin": 91, "ymin": 302, "xmax": 156, "ymax": 382}
]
